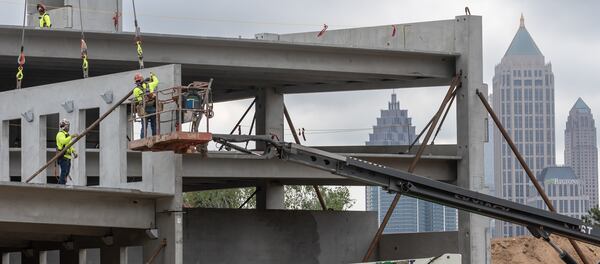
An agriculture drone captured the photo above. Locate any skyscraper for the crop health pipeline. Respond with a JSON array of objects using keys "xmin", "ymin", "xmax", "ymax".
[
  {"xmin": 565, "ymin": 98, "xmax": 598, "ymax": 208},
  {"xmin": 365, "ymin": 93, "xmax": 457, "ymax": 233},
  {"xmin": 492, "ymin": 15, "xmax": 556, "ymax": 237},
  {"xmin": 527, "ymin": 167, "xmax": 589, "ymax": 219}
]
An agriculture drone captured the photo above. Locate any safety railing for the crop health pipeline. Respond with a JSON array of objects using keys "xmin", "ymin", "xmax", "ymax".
[{"xmin": 129, "ymin": 80, "xmax": 214, "ymax": 140}]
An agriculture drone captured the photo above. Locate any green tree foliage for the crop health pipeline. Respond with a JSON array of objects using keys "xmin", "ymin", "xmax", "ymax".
[
  {"xmin": 184, "ymin": 186, "xmax": 355, "ymax": 210},
  {"xmin": 583, "ymin": 206, "xmax": 600, "ymax": 226},
  {"xmin": 184, "ymin": 187, "xmax": 257, "ymax": 209},
  {"xmin": 284, "ymin": 186, "xmax": 355, "ymax": 210}
]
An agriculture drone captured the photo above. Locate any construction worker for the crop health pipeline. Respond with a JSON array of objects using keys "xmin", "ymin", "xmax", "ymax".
[
  {"xmin": 133, "ymin": 72, "xmax": 159, "ymax": 138},
  {"xmin": 37, "ymin": 4, "xmax": 52, "ymax": 28},
  {"xmin": 56, "ymin": 119, "xmax": 77, "ymax": 185}
]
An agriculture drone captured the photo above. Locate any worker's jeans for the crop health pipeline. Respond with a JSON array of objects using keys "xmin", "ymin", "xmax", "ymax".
[
  {"xmin": 141, "ymin": 107, "xmax": 157, "ymax": 138},
  {"xmin": 57, "ymin": 158, "xmax": 71, "ymax": 185}
]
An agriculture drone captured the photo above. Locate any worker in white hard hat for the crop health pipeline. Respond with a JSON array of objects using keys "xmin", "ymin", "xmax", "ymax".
[{"xmin": 56, "ymin": 119, "xmax": 78, "ymax": 184}]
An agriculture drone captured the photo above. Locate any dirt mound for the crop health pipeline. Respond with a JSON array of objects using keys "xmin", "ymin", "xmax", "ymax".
[{"xmin": 492, "ymin": 236, "xmax": 600, "ymax": 264}]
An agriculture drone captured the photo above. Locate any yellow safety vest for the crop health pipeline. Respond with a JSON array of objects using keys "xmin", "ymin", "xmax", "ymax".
[
  {"xmin": 56, "ymin": 130, "xmax": 76, "ymax": 159},
  {"xmin": 39, "ymin": 13, "xmax": 52, "ymax": 28}
]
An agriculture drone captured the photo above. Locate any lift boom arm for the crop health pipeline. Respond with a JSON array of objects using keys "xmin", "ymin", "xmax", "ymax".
[{"xmin": 213, "ymin": 134, "xmax": 600, "ymax": 247}]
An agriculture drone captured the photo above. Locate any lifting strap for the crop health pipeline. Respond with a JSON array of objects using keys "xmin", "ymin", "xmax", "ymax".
[
  {"xmin": 132, "ymin": 0, "xmax": 144, "ymax": 69},
  {"xmin": 16, "ymin": 0, "xmax": 27, "ymax": 89},
  {"xmin": 78, "ymin": 0, "xmax": 89, "ymax": 78}
]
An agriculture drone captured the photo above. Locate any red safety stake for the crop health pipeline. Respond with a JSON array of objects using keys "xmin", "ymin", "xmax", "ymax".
[{"xmin": 317, "ymin": 24, "xmax": 328, "ymax": 37}]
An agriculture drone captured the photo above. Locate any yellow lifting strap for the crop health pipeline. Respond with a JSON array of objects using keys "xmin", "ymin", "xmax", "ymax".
[
  {"xmin": 16, "ymin": 50, "xmax": 25, "ymax": 89},
  {"xmin": 81, "ymin": 39, "xmax": 89, "ymax": 78},
  {"xmin": 136, "ymin": 39, "xmax": 144, "ymax": 69}
]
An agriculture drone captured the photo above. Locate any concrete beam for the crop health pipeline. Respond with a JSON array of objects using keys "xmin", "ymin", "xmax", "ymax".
[
  {"xmin": 0, "ymin": 26, "xmax": 455, "ymax": 96},
  {"xmin": 0, "ymin": 182, "xmax": 165, "ymax": 229}
]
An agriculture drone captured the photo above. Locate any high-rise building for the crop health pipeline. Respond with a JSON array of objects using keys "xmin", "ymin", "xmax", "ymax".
[
  {"xmin": 527, "ymin": 167, "xmax": 589, "ymax": 219},
  {"xmin": 565, "ymin": 98, "xmax": 598, "ymax": 208},
  {"xmin": 366, "ymin": 93, "xmax": 416, "ymax": 145},
  {"xmin": 492, "ymin": 15, "xmax": 556, "ymax": 237},
  {"xmin": 365, "ymin": 93, "xmax": 457, "ymax": 233}
]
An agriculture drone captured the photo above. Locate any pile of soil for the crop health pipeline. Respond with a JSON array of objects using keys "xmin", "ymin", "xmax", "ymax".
[{"xmin": 492, "ymin": 235, "xmax": 600, "ymax": 264}]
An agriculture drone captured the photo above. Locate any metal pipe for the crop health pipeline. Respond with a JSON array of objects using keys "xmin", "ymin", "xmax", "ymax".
[
  {"xmin": 432, "ymin": 90, "xmax": 457, "ymax": 144},
  {"xmin": 145, "ymin": 239, "xmax": 166, "ymax": 264},
  {"xmin": 218, "ymin": 99, "xmax": 256, "ymax": 151},
  {"xmin": 26, "ymin": 90, "xmax": 134, "ymax": 183},
  {"xmin": 239, "ymin": 189, "xmax": 258, "ymax": 209},
  {"xmin": 476, "ymin": 90, "xmax": 590, "ymax": 264},
  {"xmin": 362, "ymin": 73, "xmax": 462, "ymax": 262},
  {"xmin": 284, "ymin": 105, "xmax": 327, "ymax": 211},
  {"xmin": 407, "ymin": 117, "xmax": 432, "ymax": 153}
]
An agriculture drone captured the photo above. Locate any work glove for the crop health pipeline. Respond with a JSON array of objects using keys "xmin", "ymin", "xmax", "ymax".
[
  {"xmin": 71, "ymin": 133, "xmax": 79, "ymax": 138},
  {"xmin": 73, "ymin": 153, "xmax": 78, "ymax": 159}
]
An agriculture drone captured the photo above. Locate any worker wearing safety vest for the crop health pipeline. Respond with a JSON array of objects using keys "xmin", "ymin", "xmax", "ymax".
[
  {"xmin": 133, "ymin": 73, "xmax": 159, "ymax": 138},
  {"xmin": 56, "ymin": 119, "xmax": 78, "ymax": 185},
  {"xmin": 37, "ymin": 4, "xmax": 52, "ymax": 28}
]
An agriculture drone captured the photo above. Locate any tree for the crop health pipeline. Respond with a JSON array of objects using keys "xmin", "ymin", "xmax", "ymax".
[
  {"xmin": 583, "ymin": 206, "xmax": 600, "ymax": 226},
  {"xmin": 184, "ymin": 185, "xmax": 355, "ymax": 210},
  {"xmin": 184, "ymin": 187, "xmax": 256, "ymax": 209},
  {"xmin": 284, "ymin": 186, "xmax": 355, "ymax": 210}
]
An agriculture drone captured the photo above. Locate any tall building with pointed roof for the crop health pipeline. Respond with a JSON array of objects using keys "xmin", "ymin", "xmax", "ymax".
[
  {"xmin": 365, "ymin": 94, "xmax": 457, "ymax": 233},
  {"xmin": 565, "ymin": 98, "xmax": 598, "ymax": 208},
  {"xmin": 492, "ymin": 15, "xmax": 556, "ymax": 237}
]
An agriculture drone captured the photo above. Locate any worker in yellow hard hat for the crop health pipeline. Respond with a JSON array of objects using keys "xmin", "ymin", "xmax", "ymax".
[
  {"xmin": 56, "ymin": 119, "xmax": 78, "ymax": 184},
  {"xmin": 37, "ymin": 3, "xmax": 52, "ymax": 28},
  {"xmin": 133, "ymin": 73, "xmax": 159, "ymax": 138}
]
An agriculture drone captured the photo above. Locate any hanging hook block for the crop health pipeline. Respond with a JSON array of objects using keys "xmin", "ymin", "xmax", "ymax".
[
  {"xmin": 61, "ymin": 100, "xmax": 74, "ymax": 113},
  {"xmin": 22, "ymin": 109, "xmax": 34, "ymax": 122},
  {"xmin": 101, "ymin": 91, "xmax": 114, "ymax": 104}
]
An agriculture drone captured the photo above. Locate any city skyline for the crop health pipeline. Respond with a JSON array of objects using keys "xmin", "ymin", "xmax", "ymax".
[
  {"xmin": 492, "ymin": 15, "xmax": 556, "ymax": 237},
  {"xmin": 365, "ymin": 93, "xmax": 457, "ymax": 233}
]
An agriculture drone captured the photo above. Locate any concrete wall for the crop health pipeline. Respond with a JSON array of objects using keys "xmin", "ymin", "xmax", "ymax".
[
  {"xmin": 378, "ymin": 232, "xmax": 459, "ymax": 260},
  {"xmin": 267, "ymin": 20, "xmax": 457, "ymax": 53},
  {"xmin": 183, "ymin": 208, "xmax": 377, "ymax": 264},
  {"xmin": 0, "ymin": 64, "xmax": 180, "ymax": 192}
]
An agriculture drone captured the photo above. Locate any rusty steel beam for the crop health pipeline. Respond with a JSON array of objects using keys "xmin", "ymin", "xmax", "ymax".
[{"xmin": 284, "ymin": 104, "xmax": 328, "ymax": 211}]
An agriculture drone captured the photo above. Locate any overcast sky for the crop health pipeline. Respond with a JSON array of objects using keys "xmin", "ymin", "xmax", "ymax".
[{"xmin": 1, "ymin": 0, "xmax": 599, "ymax": 210}]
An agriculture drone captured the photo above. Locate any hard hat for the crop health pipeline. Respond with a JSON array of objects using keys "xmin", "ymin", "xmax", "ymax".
[
  {"xmin": 37, "ymin": 3, "xmax": 46, "ymax": 12},
  {"xmin": 134, "ymin": 73, "xmax": 143, "ymax": 82},
  {"xmin": 59, "ymin": 118, "xmax": 70, "ymax": 129}
]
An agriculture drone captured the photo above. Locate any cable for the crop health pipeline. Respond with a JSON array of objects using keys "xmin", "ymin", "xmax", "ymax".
[
  {"xmin": 78, "ymin": 0, "xmax": 89, "ymax": 78},
  {"xmin": 131, "ymin": 0, "xmax": 144, "ymax": 69}
]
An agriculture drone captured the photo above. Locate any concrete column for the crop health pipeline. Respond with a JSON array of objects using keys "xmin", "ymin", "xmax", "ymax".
[
  {"xmin": 99, "ymin": 104, "xmax": 127, "ymax": 187},
  {"xmin": 454, "ymin": 15, "xmax": 487, "ymax": 264},
  {"xmin": 255, "ymin": 87, "xmax": 284, "ymax": 149},
  {"xmin": 2, "ymin": 252, "xmax": 21, "ymax": 264},
  {"xmin": 21, "ymin": 114, "xmax": 46, "ymax": 184},
  {"xmin": 78, "ymin": 248, "xmax": 100, "ymax": 264},
  {"xmin": 254, "ymin": 88, "xmax": 285, "ymax": 210},
  {"xmin": 38, "ymin": 250, "xmax": 59, "ymax": 264},
  {"xmin": 0, "ymin": 120, "xmax": 9, "ymax": 182},
  {"xmin": 256, "ymin": 181, "xmax": 285, "ymax": 210},
  {"xmin": 142, "ymin": 153, "xmax": 183, "ymax": 264},
  {"xmin": 60, "ymin": 109, "xmax": 86, "ymax": 186}
]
